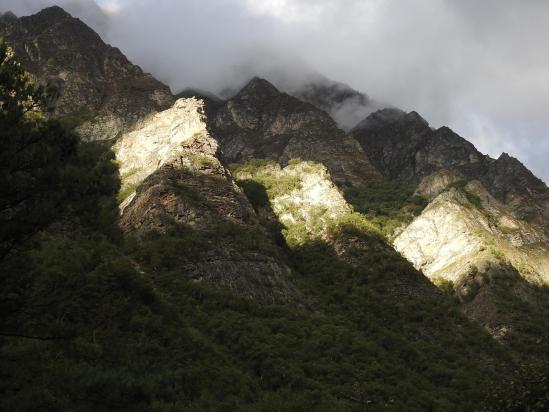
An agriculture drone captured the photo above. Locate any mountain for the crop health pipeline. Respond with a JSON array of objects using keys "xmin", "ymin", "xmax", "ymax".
[
  {"xmin": 211, "ymin": 77, "xmax": 380, "ymax": 186},
  {"xmin": 219, "ymin": 73, "xmax": 378, "ymax": 131},
  {"xmin": 0, "ymin": 10, "xmax": 17, "ymax": 26},
  {"xmin": 0, "ymin": 6, "xmax": 174, "ymax": 140},
  {"xmin": 351, "ymin": 108, "xmax": 549, "ymax": 227},
  {"xmin": 114, "ymin": 97, "xmax": 296, "ymax": 302},
  {"xmin": 1, "ymin": 6, "xmax": 548, "ymax": 411},
  {"xmin": 351, "ymin": 108, "xmax": 549, "ymax": 347}
]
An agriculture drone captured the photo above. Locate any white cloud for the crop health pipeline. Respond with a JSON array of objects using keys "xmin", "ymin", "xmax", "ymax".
[{"xmin": 96, "ymin": 0, "xmax": 123, "ymax": 14}]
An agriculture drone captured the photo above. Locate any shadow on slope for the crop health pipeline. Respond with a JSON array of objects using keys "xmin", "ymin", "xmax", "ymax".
[
  {"xmin": 231, "ymin": 161, "xmax": 512, "ymax": 410},
  {"xmin": 0, "ymin": 140, "xmax": 544, "ymax": 411}
]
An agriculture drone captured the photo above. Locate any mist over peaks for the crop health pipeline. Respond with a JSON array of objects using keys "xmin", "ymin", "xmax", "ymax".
[{"xmin": 1, "ymin": 0, "xmax": 548, "ymax": 182}]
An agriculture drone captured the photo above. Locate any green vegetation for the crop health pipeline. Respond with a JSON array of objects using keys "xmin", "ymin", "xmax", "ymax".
[
  {"xmin": 465, "ymin": 191, "xmax": 483, "ymax": 209},
  {"xmin": 230, "ymin": 158, "xmax": 325, "ymax": 199},
  {"xmin": 446, "ymin": 179, "xmax": 484, "ymax": 211},
  {"xmin": 447, "ymin": 179, "xmax": 468, "ymax": 190},
  {"xmin": 188, "ymin": 153, "xmax": 217, "ymax": 168},
  {"xmin": 491, "ymin": 246, "xmax": 505, "ymax": 262},
  {"xmin": 117, "ymin": 167, "xmax": 144, "ymax": 203},
  {"xmin": 57, "ymin": 109, "xmax": 97, "ymax": 131},
  {"xmin": 237, "ymin": 179, "xmax": 270, "ymax": 209},
  {"xmin": 229, "ymin": 158, "xmax": 274, "ymax": 175},
  {"xmin": 498, "ymin": 225, "xmax": 519, "ymax": 235},
  {"xmin": 1, "ymin": 42, "xmax": 68, "ymax": 254},
  {"xmin": 117, "ymin": 181, "xmax": 141, "ymax": 204},
  {"xmin": 344, "ymin": 179, "xmax": 428, "ymax": 236},
  {"xmin": 481, "ymin": 268, "xmax": 549, "ymax": 356},
  {"xmin": 432, "ymin": 277, "xmax": 456, "ymax": 296}
]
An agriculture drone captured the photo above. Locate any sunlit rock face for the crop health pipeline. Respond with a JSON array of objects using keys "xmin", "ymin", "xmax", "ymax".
[
  {"xmin": 395, "ymin": 174, "xmax": 549, "ymax": 339},
  {"xmin": 116, "ymin": 98, "xmax": 296, "ymax": 303},
  {"xmin": 115, "ymin": 98, "xmax": 208, "ymax": 201},
  {"xmin": 0, "ymin": 6, "xmax": 174, "ymax": 141},
  {"xmin": 395, "ymin": 188, "xmax": 484, "ymax": 282},
  {"xmin": 397, "ymin": 175, "xmax": 549, "ymax": 283},
  {"xmin": 352, "ymin": 108, "xmax": 549, "ymax": 341},
  {"xmin": 211, "ymin": 77, "xmax": 380, "ymax": 187},
  {"xmin": 233, "ymin": 161, "xmax": 351, "ymax": 240}
]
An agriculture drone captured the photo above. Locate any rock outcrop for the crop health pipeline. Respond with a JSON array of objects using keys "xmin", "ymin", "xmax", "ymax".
[
  {"xmin": 0, "ymin": 6, "xmax": 174, "ymax": 141},
  {"xmin": 352, "ymin": 109, "xmax": 549, "ymax": 343},
  {"xmin": 116, "ymin": 98, "xmax": 296, "ymax": 303},
  {"xmin": 394, "ymin": 172, "xmax": 549, "ymax": 340},
  {"xmin": 351, "ymin": 109, "xmax": 484, "ymax": 183},
  {"xmin": 115, "ymin": 98, "xmax": 209, "ymax": 205},
  {"xmin": 231, "ymin": 159, "xmax": 439, "ymax": 300},
  {"xmin": 211, "ymin": 77, "xmax": 381, "ymax": 187},
  {"xmin": 396, "ymin": 177, "xmax": 549, "ymax": 282}
]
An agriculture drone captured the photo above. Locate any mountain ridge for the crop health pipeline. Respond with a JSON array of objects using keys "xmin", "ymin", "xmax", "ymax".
[
  {"xmin": 0, "ymin": 6, "xmax": 174, "ymax": 141},
  {"xmin": 1, "ymin": 6, "xmax": 548, "ymax": 411}
]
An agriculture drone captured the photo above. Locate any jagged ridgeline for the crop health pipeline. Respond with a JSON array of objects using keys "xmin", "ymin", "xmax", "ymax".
[{"xmin": 1, "ymin": 6, "xmax": 548, "ymax": 412}]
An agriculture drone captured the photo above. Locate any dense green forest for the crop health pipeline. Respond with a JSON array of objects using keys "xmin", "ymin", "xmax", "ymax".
[{"xmin": 1, "ymin": 39, "xmax": 547, "ymax": 411}]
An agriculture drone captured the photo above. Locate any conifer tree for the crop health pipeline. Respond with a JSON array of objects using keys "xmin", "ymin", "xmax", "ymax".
[{"xmin": 0, "ymin": 38, "xmax": 77, "ymax": 257}]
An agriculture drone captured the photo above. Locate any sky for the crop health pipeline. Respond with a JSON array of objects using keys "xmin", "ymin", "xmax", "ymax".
[{"xmin": 2, "ymin": 0, "xmax": 549, "ymax": 183}]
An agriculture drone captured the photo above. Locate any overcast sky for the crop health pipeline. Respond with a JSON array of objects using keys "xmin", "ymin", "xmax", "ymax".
[{"xmin": 3, "ymin": 0, "xmax": 549, "ymax": 183}]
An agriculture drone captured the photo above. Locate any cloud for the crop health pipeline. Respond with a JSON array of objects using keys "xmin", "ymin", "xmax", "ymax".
[
  {"xmin": 2, "ymin": 0, "xmax": 549, "ymax": 183},
  {"xmin": 1, "ymin": 0, "xmax": 110, "ymax": 33}
]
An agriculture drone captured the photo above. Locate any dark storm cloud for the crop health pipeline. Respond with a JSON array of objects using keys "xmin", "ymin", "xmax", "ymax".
[{"xmin": 2, "ymin": 0, "xmax": 548, "ymax": 182}]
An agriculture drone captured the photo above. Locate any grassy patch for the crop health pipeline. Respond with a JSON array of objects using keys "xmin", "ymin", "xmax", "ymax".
[
  {"xmin": 57, "ymin": 109, "xmax": 96, "ymax": 131},
  {"xmin": 465, "ymin": 191, "xmax": 483, "ymax": 210},
  {"xmin": 117, "ymin": 181, "xmax": 140, "ymax": 204},
  {"xmin": 230, "ymin": 159, "xmax": 302, "ymax": 199},
  {"xmin": 445, "ymin": 180, "xmax": 485, "ymax": 211},
  {"xmin": 344, "ymin": 179, "xmax": 428, "ymax": 237},
  {"xmin": 187, "ymin": 153, "xmax": 217, "ymax": 168}
]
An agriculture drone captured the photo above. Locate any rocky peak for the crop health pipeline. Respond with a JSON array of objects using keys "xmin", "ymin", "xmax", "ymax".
[
  {"xmin": 351, "ymin": 107, "xmax": 549, "ymax": 231},
  {"xmin": 494, "ymin": 152, "xmax": 538, "ymax": 174},
  {"xmin": 236, "ymin": 77, "xmax": 281, "ymax": 101},
  {"xmin": 0, "ymin": 6, "xmax": 174, "ymax": 141},
  {"xmin": 296, "ymin": 80, "xmax": 369, "ymax": 110},
  {"xmin": 484, "ymin": 151, "xmax": 549, "ymax": 225},
  {"xmin": 175, "ymin": 87, "xmax": 223, "ymax": 116},
  {"xmin": 211, "ymin": 77, "xmax": 380, "ymax": 186},
  {"xmin": 0, "ymin": 11, "xmax": 17, "ymax": 27},
  {"xmin": 21, "ymin": 6, "xmax": 71, "ymax": 32},
  {"xmin": 31, "ymin": 5, "xmax": 71, "ymax": 21},
  {"xmin": 352, "ymin": 108, "xmax": 429, "ymax": 134}
]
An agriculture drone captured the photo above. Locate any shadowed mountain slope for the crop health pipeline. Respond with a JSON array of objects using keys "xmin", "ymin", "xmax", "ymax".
[
  {"xmin": 351, "ymin": 109, "xmax": 549, "ymax": 354},
  {"xmin": 351, "ymin": 108, "xmax": 549, "ymax": 228},
  {"xmin": 211, "ymin": 77, "xmax": 380, "ymax": 187},
  {"xmin": 0, "ymin": 6, "xmax": 174, "ymax": 141}
]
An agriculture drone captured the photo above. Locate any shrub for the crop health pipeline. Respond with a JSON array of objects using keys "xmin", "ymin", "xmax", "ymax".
[{"xmin": 344, "ymin": 179, "xmax": 427, "ymax": 237}]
